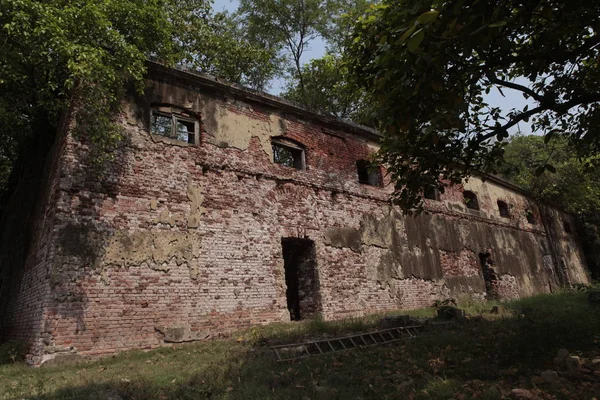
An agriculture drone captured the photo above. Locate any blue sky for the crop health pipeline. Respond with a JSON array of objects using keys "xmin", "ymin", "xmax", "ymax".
[{"xmin": 213, "ymin": 0, "xmax": 535, "ymax": 134}]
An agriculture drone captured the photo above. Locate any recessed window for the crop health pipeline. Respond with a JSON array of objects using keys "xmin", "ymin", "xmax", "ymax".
[
  {"xmin": 151, "ymin": 107, "xmax": 197, "ymax": 144},
  {"xmin": 525, "ymin": 209, "xmax": 536, "ymax": 224},
  {"xmin": 272, "ymin": 138, "xmax": 305, "ymax": 170},
  {"xmin": 563, "ymin": 220, "xmax": 572, "ymax": 233},
  {"xmin": 424, "ymin": 187, "xmax": 440, "ymax": 201},
  {"xmin": 356, "ymin": 160, "xmax": 382, "ymax": 187},
  {"xmin": 463, "ymin": 191, "xmax": 479, "ymax": 210},
  {"xmin": 497, "ymin": 200, "xmax": 510, "ymax": 217}
]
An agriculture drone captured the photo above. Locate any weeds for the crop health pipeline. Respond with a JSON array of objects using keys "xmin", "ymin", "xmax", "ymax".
[
  {"xmin": 0, "ymin": 340, "xmax": 27, "ymax": 365},
  {"xmin": 2, "ymin": 292, "xmax": 600, "ymax": 399}
]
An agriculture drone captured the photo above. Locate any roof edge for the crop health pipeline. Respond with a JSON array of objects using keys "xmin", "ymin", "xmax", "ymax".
[
  {"xmin": 145, "ymin": 61, "xmax": 567, "ymax": 212},
  {"xmin": 146, "ymin": 60, "xmax": 382, "ymax": 142}
]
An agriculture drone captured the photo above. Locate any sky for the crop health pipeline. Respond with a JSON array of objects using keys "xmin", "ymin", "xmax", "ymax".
[{"xmin": 212, "ymin": 0, "xmax": 535, "ymax": 134}]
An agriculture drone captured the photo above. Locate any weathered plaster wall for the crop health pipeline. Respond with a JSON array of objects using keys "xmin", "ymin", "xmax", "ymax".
[{"xmin": 3, "ymin": 66, "xmax": 589, "ymax": 363}]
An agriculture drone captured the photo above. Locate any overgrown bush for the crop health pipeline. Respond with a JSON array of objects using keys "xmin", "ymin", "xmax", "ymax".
[{"xmin": 0, "ymin": 340, "xmax": 27, "ymax": 364}]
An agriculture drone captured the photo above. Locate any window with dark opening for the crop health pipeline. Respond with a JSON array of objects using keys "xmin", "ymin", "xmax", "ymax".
[
  {"xmin": 356, "ymin": 160, "xmax": 381, "ymax": 186},
  {"xmin": 424, "ymin": 187, "xmax": 440, "ymax": 201},
  {"xmin": 563, "ymin": 220, "xmax": 572, "ymax": 233},
  {"xmin": 497, "ymin": 200, "xmax": 510, "ymax": 217},
  {"xmin": 281, "ymin": 238, "xmax": 321, "ymax": 321},
  {"xmin": 525, "ymin": 209, "xmax": 536, "ymax": 224},
  {"xmin": 272, "ymin": 139, "xmax": 305, "ymax": 170},
  {"xmin": 463, "ymin": 191, "xmax": 479, "ymax": 210},
  {"xmin": 151, "ymin": 108, "xmax": 197, "ymax": 144}
]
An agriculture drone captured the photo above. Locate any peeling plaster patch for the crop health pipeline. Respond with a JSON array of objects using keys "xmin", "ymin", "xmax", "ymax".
[
  {"xmin": 377, "ymin": 250, "xmax": 404, "ymax": 284},
  {"xmin": 187, "ymin": 182, "xmax": 206, "ymax": 228},
  {"xmin": 155, "ymin": 208, "xmax": 184, "ymax": 226},
  {"xmin": 360, "ymin": 213, "xmax": 393, "ymax": 248},
  {"xmin": 104, "ymin": 231, "xmax": 202, "ymax": 272},
  {"xmin": 323, "ymin": 227, "xmax": 361, "ymax": 251},
  {"xmin": 155, "ymin": 325, "xmax": 210, "ymax": 343},
  {"xmin": 208, "ymin": 102, "xmax": 285, "ymax": 157}
]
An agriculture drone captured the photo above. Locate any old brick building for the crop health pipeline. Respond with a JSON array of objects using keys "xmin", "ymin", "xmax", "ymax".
[{"xmin": 0, "ymin": 62, "xmax": 590, "ymax": 364}]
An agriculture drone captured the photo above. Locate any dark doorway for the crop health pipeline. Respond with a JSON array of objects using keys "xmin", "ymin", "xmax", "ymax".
[
  {"xmin": 479, "ymin": 252, "xmax": 498, "ymax": 300},
  {"xmin": 281, "ymin": 238, "xmax": 321, "ymax": 321}
]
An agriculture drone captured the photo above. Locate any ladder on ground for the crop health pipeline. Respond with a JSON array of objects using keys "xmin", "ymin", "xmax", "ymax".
[{"xmin": 270, "ymin": 324, "xmax": 424, "ymax": 362}]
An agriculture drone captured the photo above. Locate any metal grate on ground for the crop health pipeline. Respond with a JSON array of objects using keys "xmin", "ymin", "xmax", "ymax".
[{"xmin": 270, "ymin": 324, "xmax": 424, "ymax": 362}]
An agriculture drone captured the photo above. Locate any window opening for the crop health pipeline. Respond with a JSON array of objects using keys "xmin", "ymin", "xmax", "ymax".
[
  {"xmin": 463, "ymin": 191, "xmax": 479, "ymax": 210},
  {"xmin": 151, "ymin": 108, "xmax": 197, "ymax": 144},
  {"xmin": 272, "ymin": 139, "xmax": 305, "ymax": 170},
  {"xmin": 563, "ymin": 220, "xmax": 572, "ymax": 233},
  {"xmin": 525, "ymin": 209, "xmax": 536, "ymax": 224},
  {"xmin": 424, "ymin": 187, "xmax": 440, "ymax": 201},
  {"xmin": 356, "ymin": 160, "xmax": 381, "ymax": 186},
  {"xmin": 497, "ymin": 200, "xmax": 510, "ymax": 217},
  {"xmin": 281, "ymin": 238, "xmax": 321, "ymax": 321}
]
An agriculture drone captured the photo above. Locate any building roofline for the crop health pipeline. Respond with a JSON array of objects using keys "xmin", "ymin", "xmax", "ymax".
[
  {"xmin": 146, "ymin": 61, "xmax": 567, "ymax": 209},
  {"xmin": 146, "ymin": 60, "xmax": 382, "ymax": 142}
]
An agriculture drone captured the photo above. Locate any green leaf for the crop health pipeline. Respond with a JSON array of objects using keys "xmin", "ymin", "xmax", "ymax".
[
  {"xmin": 489, "ymin": 20, "xmax": 508, "ymax": 28},
  {"xmin": 416, "ymin": 10, "xmax": 439, "ymax": 25},
  {"xmin": 535, "ymin": 166, "xmax": 546, "ymax": 176},
  {"xmin": 407, "ymin": 29, "xmax": 424, "ymax": 53},
  {"xmin": 398, "ymin": 26, "xmax": 416, "ymax": 44}
]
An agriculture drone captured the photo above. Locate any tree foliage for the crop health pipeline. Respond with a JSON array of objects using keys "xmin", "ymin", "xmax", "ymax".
[
  {"xmin": 179, "ymin": 10, "xmax": 282, "ymax": 91},
  {"xmin": 0, "ymin": 0, "xmax": 279, "ymax": 194},
  {"xmin": 348, "ymin": 0, "xmax": 600, "ymax": 211},
  {"xmin": 281, "ymin": 54, "xmax": 373, "ymax": 123},
  {"xmin": 237, "ymin": 0, "xmax": 345, "ymax": 102},
  {"xmin": 499, "ymin": 135, "xmax": 600, "ymax": 276}
]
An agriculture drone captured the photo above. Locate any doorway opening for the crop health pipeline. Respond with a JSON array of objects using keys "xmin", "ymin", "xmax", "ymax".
[
  {"xmin": 479, "ymin": 252, "xmax": 498, "ymax": 300},
  {"xmin": 281, "ymin": 238, "xmax": 321, "ymax": 321}
]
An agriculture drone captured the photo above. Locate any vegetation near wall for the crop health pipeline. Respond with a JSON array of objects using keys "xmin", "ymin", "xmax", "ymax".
[
  {"xmin": 499, "ymin": 135, "xmax": 600, "ymax": 278},
  {"xmin": 2, "ymin": 289, "xmax": 600, "ymax": 399}
]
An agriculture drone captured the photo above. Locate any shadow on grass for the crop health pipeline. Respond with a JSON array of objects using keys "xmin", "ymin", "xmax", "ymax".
[{"xmin": 2, "ymin": 290, "xmax": 599, "ymax": 400}]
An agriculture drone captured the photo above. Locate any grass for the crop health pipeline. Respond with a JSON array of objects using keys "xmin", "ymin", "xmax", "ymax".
[{"xmin": 2, "ymin": 289, "xmax": 600, "ymax": 400}]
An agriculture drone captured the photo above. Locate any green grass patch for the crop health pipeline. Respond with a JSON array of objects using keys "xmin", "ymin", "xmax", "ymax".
[{"xmin": 2, "ymin": 290, "xmax": 600, "ymax": 399}]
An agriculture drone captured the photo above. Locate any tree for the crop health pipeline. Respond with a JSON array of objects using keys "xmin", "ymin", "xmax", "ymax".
[
  {"xmin": 499, "ymin": 135, "xmax": 600, "ymax": 277},
  {"xmin": 281, "ymin": 54, "xmax": 373, "ymax": 123},
  {"xmin": 348, "ymin": 0, "xmax": 600, "ymax": 211},
  {"xmin": 237, "ymin": 0, "xmax": 344, "ymax": 102},
  {"xmin": 0, "ymin": 0, "xmax": 279, "ymax": 194},
  {"xmin": 179, "ymin": 11, "xmax": 283, "ymax": 91}
]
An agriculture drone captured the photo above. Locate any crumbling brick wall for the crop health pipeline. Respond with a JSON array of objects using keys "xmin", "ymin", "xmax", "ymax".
[{"xmin": 0, "ymin": 62, "xmax": 590, "ymax": 364}]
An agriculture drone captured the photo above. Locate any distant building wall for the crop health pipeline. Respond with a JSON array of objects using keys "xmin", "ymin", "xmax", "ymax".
[{"xmin": 0, "ymin": 63, "xmax": 589, "ymax": 364}]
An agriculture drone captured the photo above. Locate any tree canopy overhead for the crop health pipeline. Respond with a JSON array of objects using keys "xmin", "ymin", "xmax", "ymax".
[
  {"xmin": 0, "ymin": 0, "xmax": 281, "ymax": 194},
  {"xmin": 348, "ymin": 0, "xmax": 600, "ymax": 211}
]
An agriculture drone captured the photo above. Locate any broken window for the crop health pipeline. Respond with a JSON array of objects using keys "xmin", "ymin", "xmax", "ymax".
[
  {"xmin": 525, "ymin": 209, "xmax": 536, "ymax": 224},
  {"xmin": 357, "ymin": 160, "xmax": 381, "ymax": 186},
  {"xmin": 281, "ymin": 238, "xmax": 321, "ymax": 321},
  {"xmin": 151, "ymin": 108, "xmax": 197, "ymax": 144},
  {"xmin": 272, "ymin": 138, "xmax": 305, "ymax": 170},
  {"xmin": 463, "ymin": 191, "xmax": 479, "ymax": 210},
  {"xmin": 424, "ymin": 187, "xmax": 440, "ymax": 201},
  {"xmin": 497, "ymin": 200, "xmax": 510, "ymax": 217},
  {"xmin": 563, "ymin": 220, "xmax": 572, "ymax": 233}
]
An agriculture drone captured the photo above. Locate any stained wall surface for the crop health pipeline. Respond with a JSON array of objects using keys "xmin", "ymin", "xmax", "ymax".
[{"xmin": 0, "ymin": 64, "xmax": 590, "ymax": 363}]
